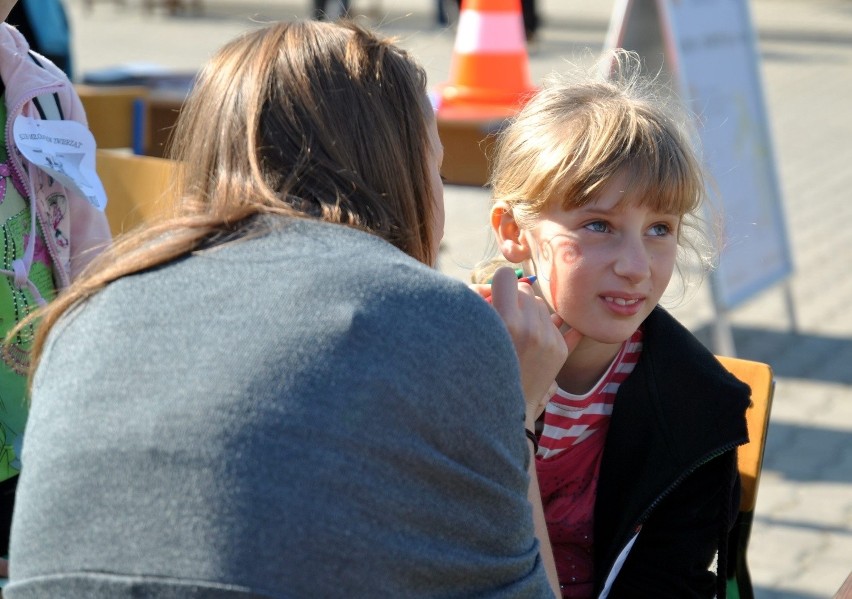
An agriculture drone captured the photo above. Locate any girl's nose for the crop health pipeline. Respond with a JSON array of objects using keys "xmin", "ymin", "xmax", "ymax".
[{"xmin": 613, "ymin": 235, "xmax": 651, "ymax": 283}]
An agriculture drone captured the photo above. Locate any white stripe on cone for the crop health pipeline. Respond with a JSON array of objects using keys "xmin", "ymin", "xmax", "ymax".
[{"xmin": 454, "ymin": 10, "xmax": 526, "ymax": 54}]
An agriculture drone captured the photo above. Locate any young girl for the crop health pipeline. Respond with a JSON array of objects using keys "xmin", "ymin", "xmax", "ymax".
[
  {"xmin": 0, "ymin": 0, "xmax": 111, "ymax": 578},
  {"xmin": 480, "ymin": 53, "xmax": 751, "ymax": 598}
]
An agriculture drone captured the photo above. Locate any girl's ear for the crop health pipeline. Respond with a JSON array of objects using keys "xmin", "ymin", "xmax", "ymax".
[{"xmin": 491, "ymin": 202, "xmax": 532, "ymax": 263}]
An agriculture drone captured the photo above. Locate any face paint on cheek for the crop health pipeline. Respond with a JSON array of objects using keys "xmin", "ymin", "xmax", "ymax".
[
  {"xmin": 541, "ymin": 235, "xmax": 582, "ymax": 316},
  {"xmin": 526, "ymin": 239, "xmax": 557, "ymax": 314},
  {"xmin": 553, "ymin": 236, "xmax": 582, "ymax": 264}
]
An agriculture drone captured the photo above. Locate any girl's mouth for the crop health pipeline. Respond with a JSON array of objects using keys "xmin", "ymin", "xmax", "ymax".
[
  {"xmin": 601, "ymin": 295, "xmax": 644, "ymax": 316},
  {"xmin": 603, "ymin": 296, "xmax": 640, "ymax": 306}
]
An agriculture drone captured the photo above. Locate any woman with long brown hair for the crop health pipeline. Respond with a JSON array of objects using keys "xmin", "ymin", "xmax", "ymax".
[{"xmin": 6, "ymin": 20, "xmax": 570, "ymax": 597}]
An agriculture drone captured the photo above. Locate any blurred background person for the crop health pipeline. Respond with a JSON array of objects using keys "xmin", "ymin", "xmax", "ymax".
[
  {"xmin": 5, "ymin": 0, "xmax": 72, "ymax": 78},
  {"xmin": 312, "ymin": 0, "xmax": 349, "ymax": 20}
]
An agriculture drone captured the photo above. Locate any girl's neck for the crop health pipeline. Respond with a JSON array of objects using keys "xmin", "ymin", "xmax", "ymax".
[{"xmin": 555, "ymin": 336, "xmax": 625, "ymax": 395}]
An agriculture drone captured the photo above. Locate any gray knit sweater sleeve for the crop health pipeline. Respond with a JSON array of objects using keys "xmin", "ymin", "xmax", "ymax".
[{"xmin": 8, "ymin": 219, "xmax": 553, "ymax": 598}]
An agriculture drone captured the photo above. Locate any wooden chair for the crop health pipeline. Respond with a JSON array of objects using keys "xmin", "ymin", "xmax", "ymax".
[
  {"xmin": 77, "ymin": 84, "xmax": 149, "ymax": 150},
  {"xmin": 716, "ymin": 356, "xmax": 775, "ymax": 599},
  {"xmin": 97, "ymin": 149, "xmax": 175, "ymax": 235}
]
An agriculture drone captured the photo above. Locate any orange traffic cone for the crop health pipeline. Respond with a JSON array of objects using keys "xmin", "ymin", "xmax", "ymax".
[{"xmin": 437, "ymin": 0, "xmax": 536, "ymax": 119}]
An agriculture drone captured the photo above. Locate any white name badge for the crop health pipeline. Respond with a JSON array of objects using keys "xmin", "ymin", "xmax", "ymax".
[{"xmin": 13, "ymin": 115, "xmax": 107, "ymax": 211}]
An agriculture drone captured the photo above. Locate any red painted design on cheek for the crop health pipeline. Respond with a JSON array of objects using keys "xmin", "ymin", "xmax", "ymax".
[
  {"xmin": 542, "ymin": 236, "xmax": 582, "ymax": 316},
  {"xmin": 556, "ymin": 238, "xmax": 582, "ymax": 264}
]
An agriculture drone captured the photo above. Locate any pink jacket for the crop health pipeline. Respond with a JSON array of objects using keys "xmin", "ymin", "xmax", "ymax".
[{"xmin": 0, "ymin": 23, "xmax": 110, "ymax": 296}]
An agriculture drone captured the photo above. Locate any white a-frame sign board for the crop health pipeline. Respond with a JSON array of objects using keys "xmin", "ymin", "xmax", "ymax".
[{"xmin": 603, "ymin": 0, "xmax": 795, "ymax": 355}]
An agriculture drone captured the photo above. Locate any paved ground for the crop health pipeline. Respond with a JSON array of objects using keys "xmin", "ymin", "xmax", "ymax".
[{"xmin": 66, "ymin": 0, "xmax": 852, "ymax": 596}]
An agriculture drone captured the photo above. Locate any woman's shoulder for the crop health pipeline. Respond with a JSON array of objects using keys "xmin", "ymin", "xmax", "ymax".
[
  {"xmin": 195, "ymin": 218, "xmax": 508, "ymax": 341},
  {"xmin": 271, "ymin": 218, "xmax": 494, "ymax": 306}
]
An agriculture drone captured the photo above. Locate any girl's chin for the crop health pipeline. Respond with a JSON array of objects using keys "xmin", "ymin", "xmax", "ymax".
[
  {"xmin": 557, "ymin": 309, "xmax": 644, "ymax": 345},
  {"xmin": 575, "ymin": 326, "xmax": 639, "ymax": 347}
]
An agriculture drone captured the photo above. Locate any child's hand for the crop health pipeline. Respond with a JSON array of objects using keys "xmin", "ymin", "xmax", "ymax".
[{"xmin": 480, "ymin": 266, "xmax": 575, "ymax": 426}]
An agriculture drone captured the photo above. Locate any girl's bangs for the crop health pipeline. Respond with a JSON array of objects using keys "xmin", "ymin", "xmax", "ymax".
[{"xmin": 621, "ymin": 155, "xmax": 702, "ymax": 216}]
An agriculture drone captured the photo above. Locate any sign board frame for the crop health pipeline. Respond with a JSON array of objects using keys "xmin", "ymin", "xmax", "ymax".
[{"xmin": 603, "ymin": 0, "xmax": 795, "ymax": 353}]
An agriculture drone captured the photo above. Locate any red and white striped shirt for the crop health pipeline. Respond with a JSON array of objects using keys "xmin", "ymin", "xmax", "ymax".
[
  {"xmin": 538, "ymin": 328, "xmax": 643, "ymax": 460},
  {"xmin": 535, "ymin": 327, "xmax": 643, "ymax": 597}
]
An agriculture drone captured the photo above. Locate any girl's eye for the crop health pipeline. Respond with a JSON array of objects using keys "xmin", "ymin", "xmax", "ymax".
[
  {"xmin": 584, "ymin": 221, "xmax": 609, "ymax": 233},
  {"xmin": 648, "ymin": 223, "xmax": 672, "ymax": 236}
]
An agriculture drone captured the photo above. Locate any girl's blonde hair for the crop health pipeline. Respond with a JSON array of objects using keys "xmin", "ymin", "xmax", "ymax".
[
  {"xmin": 18, "ymin": 20, "xmax": 437, "ymax": 371},
  {"xmin": 476, "ymin": 50, "xmax": 714, "ymax": 286}
]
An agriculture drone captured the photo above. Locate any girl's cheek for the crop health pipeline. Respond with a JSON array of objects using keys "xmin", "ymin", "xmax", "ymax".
[
  {"xmin": 541, "ymin": 236, "xmax": 582, "ymax": 315},
  {"xmin": 556, "ymin": 238, "xmax": 582, "ymax": 265}
]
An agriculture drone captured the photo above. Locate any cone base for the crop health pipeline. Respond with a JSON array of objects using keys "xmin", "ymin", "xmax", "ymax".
[
  {"xmin": 436, "ymin": 103, "xmax": 517, "ymax": 122},
  {"xmin": 440, "ymin": 84, "xmax": 536, "ymax": 108},
  {"xmin": 436, "ymin": 116, "xmax": 502, "ymax": 186}
]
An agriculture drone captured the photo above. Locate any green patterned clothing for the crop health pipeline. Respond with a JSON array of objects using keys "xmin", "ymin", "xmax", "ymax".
[{"xmin": 0, "ymin": 95, "xmax": 57, "ymax": 482}]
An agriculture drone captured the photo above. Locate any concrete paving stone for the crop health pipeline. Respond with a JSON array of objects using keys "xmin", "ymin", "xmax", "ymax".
[
  {"xmin": 753, "ymin": 474, "xmax": 804, "ymax": 517},
  {"xmin": 820, "ymin": 449, "xmax": 852, "ymax": 486},
  {"xmin": 765, "ymin": 447, "xmax": 834, "ymax": 488},
  {"xmin": 758, "ymin": 436, "xmax": 852, "ymax": 496},
  {"xmin": 727, "ymin": 293, "xmax": 798, "ymax": 334},
  {"xmin": 810, "ymin": 349, "xmax": 852, "ymax": 386},
  {"xmin": 818, "ymin": 388, "xmax": 852, "ymax": 423},
  {"xmin": 756, "ymin": 346, "xmax": 801, "ymax": 376},
  {"xmin": 782, "ymin": 543, "xmax": 852, "ymax": 597},
  {"xmin": 752, "ymin": 334, "xmax": 842, "ymax": 380},
  {"xmin": 748, "ymin": 524, "xmax": 824, "ymax": 583},
  {"xmin": 790, "ymin": 484, "xmax": 852, "ymax": 528},
  {"xmin": 790, "ymin": 236, "xmax": 848, "ymax": 271},
  {"xmin": 754, "ymin": 591, "xmax": 825, "ymax": 599},
  {"xmin": 789, "ymin": 193, "xmax": 852, "ymax": 234},
  {"xmin": 769, "ymin": 380, "xmax": 842, "ymax": 421}
]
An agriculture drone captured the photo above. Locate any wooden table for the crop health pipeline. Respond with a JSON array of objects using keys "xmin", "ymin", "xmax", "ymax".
[{"xmin": 82, "ymin": 0, "xmax": 203, "ymax": 14}]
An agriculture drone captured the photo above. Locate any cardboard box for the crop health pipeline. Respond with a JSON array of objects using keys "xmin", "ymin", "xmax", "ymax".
[{"xmin": 437, "ymin": 115, "xmax": 510, "ymax": 187}]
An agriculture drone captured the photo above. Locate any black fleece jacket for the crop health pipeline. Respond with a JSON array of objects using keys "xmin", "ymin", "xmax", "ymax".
[{"xmin": 592, "ymin": 307, "xmax": 750, "ymax": 598}]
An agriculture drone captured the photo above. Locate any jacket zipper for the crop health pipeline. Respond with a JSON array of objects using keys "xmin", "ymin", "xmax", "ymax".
[
  {"xmin": 6, "ymin": 84, "xmax": 70, "ymax": 288},
  {"xmin": 638, "ymin": 439, "xmax": 742, "ymax": 526},
  {"xmin": 598, "ymin": 437, "xmax": 747, "ymax": 595}
]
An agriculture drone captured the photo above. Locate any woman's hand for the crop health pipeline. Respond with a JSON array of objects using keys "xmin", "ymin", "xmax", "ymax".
[
  {"xmin": 472, "ymin": 266, "xmax": 582, "ymax": 426},
  {"xmin": 472, "ymin": 266, "xmax": 582, "ymax": 597}
]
